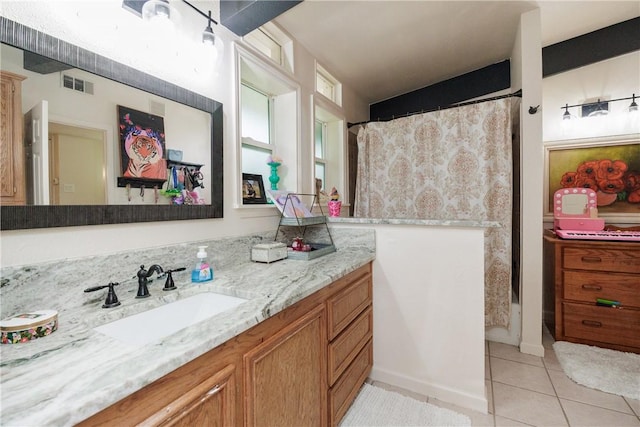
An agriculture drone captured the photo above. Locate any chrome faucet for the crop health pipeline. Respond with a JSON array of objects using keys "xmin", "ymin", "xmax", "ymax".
[{"xmin": 136, "ymin": 264, "xmax": 164, "ymax": 298}]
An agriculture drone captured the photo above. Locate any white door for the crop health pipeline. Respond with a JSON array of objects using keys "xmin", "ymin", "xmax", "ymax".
[{"xmin": 24, "ymin": 100, "xmax": 49, "ymax": 205}]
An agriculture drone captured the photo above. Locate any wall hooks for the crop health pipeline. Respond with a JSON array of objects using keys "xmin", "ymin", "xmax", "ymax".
[{"xmin": 528, "ymin": 105, "xmax": 540, "ymax": 114}]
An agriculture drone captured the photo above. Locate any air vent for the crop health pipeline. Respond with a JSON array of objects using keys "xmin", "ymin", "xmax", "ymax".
[{"xmin": 61, "ymin": 74, "xmax": 94, "ymax": 95}]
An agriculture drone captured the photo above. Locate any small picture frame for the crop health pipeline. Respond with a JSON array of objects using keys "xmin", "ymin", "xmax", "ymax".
[{"xmin": 242, "ymin": 173, "xmax": 267, "ymax": 204}]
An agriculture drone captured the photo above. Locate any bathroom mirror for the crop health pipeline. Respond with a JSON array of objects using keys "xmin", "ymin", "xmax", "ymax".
[{"xmin": 0, "ymin": 18, "xmax": 223, "ymax": 230}]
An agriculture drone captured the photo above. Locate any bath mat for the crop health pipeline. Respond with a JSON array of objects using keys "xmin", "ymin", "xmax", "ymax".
[
  {"xmin": 340, "ymin": 383, "xmax": 471, "ymax": 426},
  {"xmin": 553, "ymin": 341, "xmax": 640, "ymax": 400}
]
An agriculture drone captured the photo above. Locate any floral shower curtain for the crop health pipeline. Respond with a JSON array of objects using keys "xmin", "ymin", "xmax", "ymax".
[{"xmin": 355, "ymin": 98, "xmax": 518, "ymax": 327}]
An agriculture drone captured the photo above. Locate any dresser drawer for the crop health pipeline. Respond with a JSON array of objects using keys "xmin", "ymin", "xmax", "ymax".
[
  {"xmin": 328, "ymin": 306, "xmax": 372, "ymax": 385},
  {"xmin": 563, "ymin": 302, "xmax": 640, "ymax": 348},
  {"xmin": 562, "ymin": 248, "xmax": 640, "ymax": 274},
  {"xmin": 563, "ymin": 271, "xmax": 640, "ymax": 307},
  {"xmin": 329, "ymin": 339, "xmax": 373, "ymax": 426},
  {"xmin": 327, "ymin": 271, "xmax": 372, "ymax": 340}
]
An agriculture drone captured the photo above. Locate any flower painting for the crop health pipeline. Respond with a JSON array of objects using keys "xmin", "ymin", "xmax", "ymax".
[{"xmin": 547, "ymin": 140, "xmax": 640, "ymax": 215}]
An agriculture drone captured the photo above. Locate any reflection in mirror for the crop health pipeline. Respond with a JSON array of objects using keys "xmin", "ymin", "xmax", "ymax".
[
  {"xmin": 0, "ymin": 18, "xmax": 223, "ymax": 230},
  {"xmin": 559, "ymin": 194, "xmax": 589, "ymax": 215},
  {"xmin": 1, "ymin": 43, "xmax": 212, "ymax": 206}
]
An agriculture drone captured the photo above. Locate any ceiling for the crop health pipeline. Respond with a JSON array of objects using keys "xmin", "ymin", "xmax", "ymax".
[{"xmin": 274, "ymin": 1, "xmax": 640, "ymax": 105}]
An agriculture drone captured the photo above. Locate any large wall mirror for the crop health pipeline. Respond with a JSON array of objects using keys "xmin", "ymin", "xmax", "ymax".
[{"xmin": 0, "ymin": 18, "xmax": 223, "ymax": 230}]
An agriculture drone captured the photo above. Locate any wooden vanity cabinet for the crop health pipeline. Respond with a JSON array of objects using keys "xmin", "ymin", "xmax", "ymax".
[
  {"xmin": 0, "ymin": 70, "xmax": 27, "ymax": 205},
  {"xmin": 543, "ymin": 232, "xmax": 640, "ymax": 353},
  {"xmin": 244, "ymin": 304, "xmax": 327, "ymax": 426},
  {"xmin": 326, "ymin": 267, "xmax": 373, "ymax": 425},
  {"xmin": 78, "ymin": 262, "xmax": 373, "ymax": 427}
]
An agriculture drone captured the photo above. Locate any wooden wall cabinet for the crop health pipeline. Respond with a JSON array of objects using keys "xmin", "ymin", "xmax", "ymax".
[
  {"xmin": 79, "ymin": 262, "xmax": 373, "ymax": 427},
  {"xmin": 543, "ymin": 232, "xmax": 640, "ymax": 353},
  {"xmin": 0, "ymin": 70, "xmax": 27, "ymax": 205}
]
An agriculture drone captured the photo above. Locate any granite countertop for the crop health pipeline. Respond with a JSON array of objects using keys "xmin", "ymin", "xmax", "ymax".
[
  {"xmin": 328, "ymin": 217, "xmax": 500, "ymax": 228},
  {"xmin": 0, "ymin": 228, "xmax": 375, "ymax": 427}
]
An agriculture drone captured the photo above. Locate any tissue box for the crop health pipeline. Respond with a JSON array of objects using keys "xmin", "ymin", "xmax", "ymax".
[{"xmin": 252, "ymin": 242, "xmax": 287, "ymax": 263}]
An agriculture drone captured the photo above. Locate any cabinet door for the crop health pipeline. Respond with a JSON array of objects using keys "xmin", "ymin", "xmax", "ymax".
[
  {"xmin": 244, "ymin": 304, "xmax": 327, "ymax": 427},
  {"xmin": 140, "ymin": 364, "xmax": 236, "ymax": 427}
]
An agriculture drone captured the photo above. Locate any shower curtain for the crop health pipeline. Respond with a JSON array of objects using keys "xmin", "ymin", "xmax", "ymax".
[{"xmin": 355, "ymin": 98, "xmax": 518, "ymax": 327}]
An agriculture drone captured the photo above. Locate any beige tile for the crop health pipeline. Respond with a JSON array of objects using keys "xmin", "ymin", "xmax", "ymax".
[
  {"xmin": 493, "ymin": 382, "xmax": 567, "ymax": 426},
  {"xmin": 428, "ymin": 396, "xmax": 495, "ymax": 427},
  {"xmin": 489, "ymin": 342, "xmax": 544, "ymax": 367},
  {"xmin": 626, "ymin": 397, "xmax": 640, "ymax": 417},
  {"xmin": 494, "ymin": 415, "xmax": 534, "ymax": 426},
  {"xmin": 560, "ymin": 398, "xmax": 640, "ymax": 426},
  {"xmin": 542, "ymin": 345, "xmax": 563, "ymax": 371},
  {"xmin": 548, "ymin": 369, "xmax": 633, "ymax": 414},
  {"xmin": 490, "ymin": 357, "xmax": 555, "ymax": 395}
]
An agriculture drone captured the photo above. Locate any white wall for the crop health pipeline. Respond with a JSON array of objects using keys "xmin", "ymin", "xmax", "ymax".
[
  {"xmin": 0, "ymin": 1, "xmax": 369, "ymax": 267},
  {"xmin": 331, "ymin": 222, "xmax": 488, "ymax": 413},
  {"xmin": 516, "ymin": 9, "xmax": 545, "ymax": 357},
  {"xmin": 543, "ymin": 51, "xmax": 640, "ymax": 142}
]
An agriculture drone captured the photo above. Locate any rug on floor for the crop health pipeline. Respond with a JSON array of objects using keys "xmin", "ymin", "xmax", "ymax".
[
  {"xmin": 553, "ymin": 341, "xmax": 640, "ymax": 400},
  {"xmin": 340, "ymin": 383, "xmax": 471, "ymax": 427}
]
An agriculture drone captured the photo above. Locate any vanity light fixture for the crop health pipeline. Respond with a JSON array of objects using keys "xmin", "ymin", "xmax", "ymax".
[
  {"xmin": 560, "ymin": 94, "xmax": 639, "ymax": 120},
  {"xmin": 142, "ymin": 0, "xmax": 173, "ymax": 23},
  {"xmin": 586, "ymin": 99, "xmax": 609, "ymax": 117},
  {"xmin": 125, "ymin": 0, "xmax": 222, "ymax": 56},
  {"xmin": 629, "ymin": 94, "xmax": 638, "ymax": 112}
]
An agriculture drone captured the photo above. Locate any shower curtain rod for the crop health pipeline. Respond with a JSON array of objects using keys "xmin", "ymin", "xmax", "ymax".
[{"xmin": 347, "ymin": 89, "xmax": 522, "ymax": 128}]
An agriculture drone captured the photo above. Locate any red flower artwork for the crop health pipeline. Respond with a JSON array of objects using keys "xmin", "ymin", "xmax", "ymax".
[{"xmin": 560, "ymin": 159, "xmax": 638, "ymax": 206}]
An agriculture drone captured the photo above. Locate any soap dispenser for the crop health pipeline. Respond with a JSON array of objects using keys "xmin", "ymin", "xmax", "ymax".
[{"xmin": 192, "ymin": 246, "xmax": 213, "ymax": 283}]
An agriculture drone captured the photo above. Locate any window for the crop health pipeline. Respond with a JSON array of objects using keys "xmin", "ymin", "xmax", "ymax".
[
  {"xmin": 314, "ymin": 120, "xmax": 326, "ymax": 190},
  {"xmin": 241, "ymin": 84, "xmax": 273, "ymax": 184},
  {"xmin": 316, "ymin": 64, "xmax": 342, "ymax": 106},
  {"xmin": 244, "ymin": 29, "xmax": 282, "ymax": 66},
  {"xmin": 314, "ymin": 102, "xmax": 344, "ymax": 203},
  {"xmin": 237, "ymin": 45, "xmax": 300, "ymax": 206},
  {"xmin": 243, "ymin": 22, "xmax": 294, "ymax": 73},
  {"xmin": 241, "ymin": 84, "xmax": 271, "ymax": 144}
]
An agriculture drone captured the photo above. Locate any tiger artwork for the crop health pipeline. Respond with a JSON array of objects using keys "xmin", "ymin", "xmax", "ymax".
[{"xmin": 123, "ymin": 128, "xmax": 167, "ymax": 179}]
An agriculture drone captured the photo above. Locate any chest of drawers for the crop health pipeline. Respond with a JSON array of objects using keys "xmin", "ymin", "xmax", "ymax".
[{"xmin": 543, "ymin": 231, "xmax": 640, "ymax": 353}]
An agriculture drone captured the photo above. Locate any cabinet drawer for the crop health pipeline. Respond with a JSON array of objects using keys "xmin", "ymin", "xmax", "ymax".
[
  {"xmin": 328, "ymin": 306, "xmax": 373, "ymax": 385},
  {"xmin": 327, "ymin": 271, "xmax": 372, "ymax": 340},
  {"xmin": 563, "ymin": 302, "xmax": 640, "ymax": 348},
  {"xmin": 329, "ymin": 339, "xmax": 373, "ymax": 426},
  {"xmin": 563, "ymin": 248, "xmax": 640, "ymax": 274},
  {"xmin": 563, "ymin": 271, "xmax": 640, "ymax": 307}
]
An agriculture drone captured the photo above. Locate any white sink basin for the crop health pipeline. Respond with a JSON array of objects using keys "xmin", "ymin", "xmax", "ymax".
[{"xmin": 94, "ymin": 292, "xmax": 247, "ymax": 346}]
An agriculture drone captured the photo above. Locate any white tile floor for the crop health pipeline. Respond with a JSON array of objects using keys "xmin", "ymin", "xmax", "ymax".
[{"xmin": 370, "ymin": 329, "xmax": 640, "ymax": 426}]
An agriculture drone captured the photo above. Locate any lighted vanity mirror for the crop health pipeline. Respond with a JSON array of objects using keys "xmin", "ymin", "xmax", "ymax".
[
  {"xmin": 553, "ymin": 188, "xmax": 598, "ymax": 217},
  {"xmin": 0, "ymin": 18, "xmax": 223, "ymax": 230}
]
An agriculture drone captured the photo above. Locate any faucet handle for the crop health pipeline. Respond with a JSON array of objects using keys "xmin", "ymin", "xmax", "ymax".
[
  {"xmin": 84, "ymin": 282, "xmax": 121, "ymax": 309},
  {"xmin": 162, "ymin": 267, "xmax": 186, "ymax": 291}
]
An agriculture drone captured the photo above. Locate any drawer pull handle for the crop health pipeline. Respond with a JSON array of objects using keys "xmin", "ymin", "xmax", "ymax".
[
  {"xmin": 206, "ymin": 385, "xmax": 221, "ymax": 396},
  {"xmin": 581, "ymin": 256, "xmax": 602, "ymax": 263},
  {"xmin": 581, "ymin": 320, "xmax": 602, "ymax": 328},
  {"xmin": 581, "ymin": 284, "xmax": 602, "ymax": 291}
]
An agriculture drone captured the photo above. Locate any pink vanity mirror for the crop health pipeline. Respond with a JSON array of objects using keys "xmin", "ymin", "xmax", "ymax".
[{"xmin": 553, "ymin": 188, "xmax": 605, "ymax": 231}]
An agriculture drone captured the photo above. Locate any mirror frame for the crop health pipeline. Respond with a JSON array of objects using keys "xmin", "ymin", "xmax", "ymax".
[{"xmin": 0, "ymin": 18, "xmax": 223, "ymax": 230}]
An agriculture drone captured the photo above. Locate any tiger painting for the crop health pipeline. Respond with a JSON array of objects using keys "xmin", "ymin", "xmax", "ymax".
[{"xmin": 123, "ymin": 129, "xmax": 167, "ymax": 179}]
